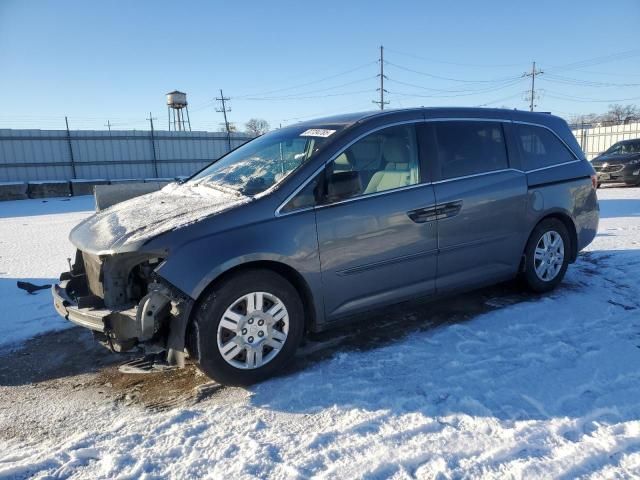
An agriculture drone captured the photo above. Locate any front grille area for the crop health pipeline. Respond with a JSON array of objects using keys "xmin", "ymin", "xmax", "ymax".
[
  {"xmin": 594, "ymin": 164, "xmax": 625, "ymax": 173},
  {"xmin": 81, "ymin": 252, "xmax": 104, "ymax": 298}
]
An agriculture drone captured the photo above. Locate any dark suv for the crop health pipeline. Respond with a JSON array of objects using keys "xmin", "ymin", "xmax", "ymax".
[
  {"xmin": 591, "ymin": 138, "xmax": 640, "ymax": 186},
  {"xmin": 53, "ymin": 108, "xmax": 599, "ymax": 385}
]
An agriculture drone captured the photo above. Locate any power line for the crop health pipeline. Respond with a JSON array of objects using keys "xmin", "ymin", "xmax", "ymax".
[
  {"xmin": 384, "ymin": 60, "xmax": 522, "ymax": 84},
  {"xmin": 547, "ymin": 49, "xmax": 640, "ymax": 73},
  {"xmin": 237, "ymin": 89, "xmax": 375, "ymax": 102},
  {"xmin": 387, "ymin": 78, "xmax": 524, "ymax": 99},
  {"xmin": 239, "ymin": 76, "xmax": 377, "ymax": 100},
  {"xmin": 475, "ymin": 92, "xmax": 524, "ymax": 107},
  {"xmin": 552, "ymin": 68, "xmax": 640, "ymax": 78},
  {"xmin": 542, "ymin": 74, "xmax": 640, "ymax": 88},
  {"xmin": 279, "ymin": 101, "xmax": 374, "ymax": 124},
  {"xmin": 387, "ymin": 77, "xmax": 523, "ymax": 94},
  {"xmin": 543, "ymin": 90, "xmax": 640, "ymax": 103},
  {"xmin": 234, "ymin": 61, "xmax": 378, "ymax": 99},
  {"xmin": 384, "ymin": 47, "xmax": 527, "ymax": 69}
]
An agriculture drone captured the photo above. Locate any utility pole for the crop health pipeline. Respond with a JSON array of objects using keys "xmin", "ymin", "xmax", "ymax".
[
  {"xmin": 372, "ymin": 45, "xmax": 389, "ymax": 110},
  {"xmin": 216, "ymin": 89, "xmax": 232, "ymax": 150},
  {"xmin": 104, "ymin": 120, "xmax": 111, "ymax": 132},
  {"xmin": 65, "ymin": 116, "xmax": 77, "ymax": 179},
  {"xmin": 147, "ymin": 112, "xmax": 159, "ymax": 178},
  {"xmin": 522, "ymin": 61, "xmax": 543, "ymax": 112}
]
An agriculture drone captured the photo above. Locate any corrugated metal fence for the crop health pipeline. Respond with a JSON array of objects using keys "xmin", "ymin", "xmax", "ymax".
[
  {"xmin": 571, "ymin": 122, "xmax": 640, "ymax": 160},
  {"xmin": 6, "ymin": 123, "xmax": 637, "ymax": 182},
  {"xmin": 0, "ymin": 129, "xmax": 252, "ymax": 182}
]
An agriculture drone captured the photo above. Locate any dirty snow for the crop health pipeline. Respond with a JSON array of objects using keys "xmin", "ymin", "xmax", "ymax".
[
  {"xmin": 1, "ymin": 187, "xmax": 640, "ymax": 479},
  {"xmin": 69, "ymin": 182, "xmax": 248, "ymax": 255}
]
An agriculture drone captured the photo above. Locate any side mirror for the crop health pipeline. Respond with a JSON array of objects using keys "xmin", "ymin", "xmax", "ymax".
[{"xmin": 325, "ymin": 171, "xmax": 362, "ymax": 203}]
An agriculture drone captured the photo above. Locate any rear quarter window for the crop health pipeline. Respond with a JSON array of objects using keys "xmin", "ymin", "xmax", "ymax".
[{"xmin": 514, "ymin": 124, "xmax": 576, "ymax": 171}]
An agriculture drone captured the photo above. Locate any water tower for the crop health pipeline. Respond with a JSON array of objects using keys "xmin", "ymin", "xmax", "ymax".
[{"xmin": 166, "ymin": 90, "xmax": 192, "ymax": 131}]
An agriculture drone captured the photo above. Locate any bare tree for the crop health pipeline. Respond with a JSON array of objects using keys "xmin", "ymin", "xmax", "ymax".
[
  {"xmin": 601, "ymin": 104, "xmax": 639, "ymax": 124},
  {"xmin": 245, "ymin": 118, "xmax": 270, "ymax": 136},
  {"xmin": 568, "ymin": 105, "xmax": 640, "ymax": 127},
  {"xmin": 568, "ymin": 112, "xmax": 601, "ymax": 127}
]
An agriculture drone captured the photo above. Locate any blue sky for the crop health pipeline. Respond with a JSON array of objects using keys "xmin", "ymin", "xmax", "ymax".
[{"xmin": 1, "ymin": 0, "xmax": 640, "ymax": 131}]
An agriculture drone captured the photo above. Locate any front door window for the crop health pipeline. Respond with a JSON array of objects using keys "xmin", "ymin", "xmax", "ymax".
[{"xmin": 322, "ymin": 124, "xmax": 420, "ymax": 203}]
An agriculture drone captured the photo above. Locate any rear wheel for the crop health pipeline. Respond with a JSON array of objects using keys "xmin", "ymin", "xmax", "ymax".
[
  {"xmin": 522, "ymin": 218, "xmax": 571, "ymax": 293},
  {"xmin": 191, "ymin": 270, "xmax": 304, "ymax": 386}
]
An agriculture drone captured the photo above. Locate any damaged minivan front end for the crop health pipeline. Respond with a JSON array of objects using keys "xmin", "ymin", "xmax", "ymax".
[
  {"xmin": 52, "ymin": 250, "xmax": 194, "ymax": 365},
  {"xmin": 52, "ymin": 183, "xmax": 249, "ymax": 366}
]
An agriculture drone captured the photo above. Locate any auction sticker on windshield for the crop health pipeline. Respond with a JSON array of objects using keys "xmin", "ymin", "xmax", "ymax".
[{"xmin": 300, "ymin": 129, "xmax": 336, "ymax": 138}]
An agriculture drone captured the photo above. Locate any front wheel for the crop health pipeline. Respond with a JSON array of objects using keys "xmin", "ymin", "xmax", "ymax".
[
  {"xmin": 190, "ymin": 270, "xmax": 304, "ymax": 386},
  {"xmin": 522, "ymin": 218, "xmax": 571, "ymax": 293}
]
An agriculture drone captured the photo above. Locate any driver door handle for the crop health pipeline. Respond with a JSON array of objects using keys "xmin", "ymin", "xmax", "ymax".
[
  {"xmin": 407, "ymin": 206, "xmax": 438, "ymax": 223},
  {"xmin": 407, "ymin": 201, "xmax": 463, "ymax": 224}
]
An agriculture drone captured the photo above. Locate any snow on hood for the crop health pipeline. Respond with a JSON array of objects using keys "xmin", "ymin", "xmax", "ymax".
[{"xmin": 69, "ymin": 182, "xmax": 249, "ymax": 255}]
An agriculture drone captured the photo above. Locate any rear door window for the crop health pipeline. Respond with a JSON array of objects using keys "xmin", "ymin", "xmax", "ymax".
[
  {"xmin": 433, "ymin": 121, "xmax": 508, "ymax": 180},
  {"xmin": 514, "ymin": 124, "xmax": 576, "ymax": 171}
]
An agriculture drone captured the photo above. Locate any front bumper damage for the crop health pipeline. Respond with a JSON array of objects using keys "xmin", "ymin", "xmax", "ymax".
[{"xmin": 52, "ymin": 250, "xmax": 193, "ymax": 366}]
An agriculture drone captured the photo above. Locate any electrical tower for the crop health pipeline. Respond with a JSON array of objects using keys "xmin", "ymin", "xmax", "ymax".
[
  {"xmin": 216, "ymin": 89, "xmax": 232, "ymax": 149},
  {"xmin": 522, "ymin": 61, "xmax": 544, "ymax": 112},
  {"xmin": 372, "ymin": 45, "xmax": 389, "ymax": 110}
]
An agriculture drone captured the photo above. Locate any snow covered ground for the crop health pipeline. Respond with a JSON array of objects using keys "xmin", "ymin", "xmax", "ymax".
[
  {"xmin": 0, "ymin": 196, "xmax": 94, "ymax": 348},
  {"xmin": 1, "ymin": 187, "xmax": 640, "ymax": 479}
]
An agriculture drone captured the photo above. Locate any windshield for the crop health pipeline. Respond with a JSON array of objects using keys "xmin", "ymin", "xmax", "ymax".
[
  {"xmin": 189, "ymin": 126, "xmax": 340, "ymax": 195},
  {"xmin": 605, "ymin": 141, "xmax": 640, "ymax": 155}
]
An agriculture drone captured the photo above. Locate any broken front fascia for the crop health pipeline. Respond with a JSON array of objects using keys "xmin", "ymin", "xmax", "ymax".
[{"xmin": 53, "ymin": 250, "xmax": 194, "ymax": 366}]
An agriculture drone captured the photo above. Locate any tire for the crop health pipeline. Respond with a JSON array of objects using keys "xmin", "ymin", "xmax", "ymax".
[
  {"xmin": 190, "ymin": 269, "xmax": 304, "ymax": 386},
  {"xmin": 522, "ymin": 218, "xmax": 571, "ymax": 293}
]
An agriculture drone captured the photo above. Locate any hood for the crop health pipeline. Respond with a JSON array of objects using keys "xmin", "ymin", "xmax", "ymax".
[
  {"xmin": 592, "ymin": 152, "xmax": 640, "ymax": 164},
  {"xmin": 70, "ymin": 183, "xmax": 250, "ymax": 255}
]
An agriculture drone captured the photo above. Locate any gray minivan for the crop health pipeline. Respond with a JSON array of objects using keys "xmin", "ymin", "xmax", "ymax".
[{"xmin": 53, "ymin": 108, "xmax": 599, "ymax": 385}]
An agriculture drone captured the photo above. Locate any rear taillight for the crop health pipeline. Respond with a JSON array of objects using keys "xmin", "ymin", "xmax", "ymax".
[{"xmin": 591, "ymin": 174, "xmax": 598, "ymax": 189}]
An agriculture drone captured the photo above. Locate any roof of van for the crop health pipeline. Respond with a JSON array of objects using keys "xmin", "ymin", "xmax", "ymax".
[{"xmin": 295, "ymin": 107, "xmax": 565, "ymax": 128}]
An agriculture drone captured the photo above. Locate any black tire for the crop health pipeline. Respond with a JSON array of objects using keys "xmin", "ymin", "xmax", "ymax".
[
  {"xmin": 522, "ymin": 218, "xmax": 571, "ymax": 293},
  {"xmin": 190, "ymin": 269, "xmax": 304, "ymax": 386}
]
